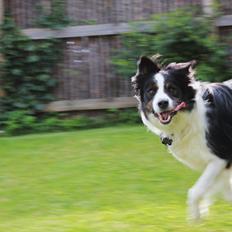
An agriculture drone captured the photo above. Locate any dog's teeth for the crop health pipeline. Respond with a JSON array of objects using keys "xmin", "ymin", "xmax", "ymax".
[
  {"xmin": 162, "ymin": 112, "xmax": 169, "ymax": 120},
  {"xmin": 158, "ymin": 112, "xmax": 171, "ymax": 124}
]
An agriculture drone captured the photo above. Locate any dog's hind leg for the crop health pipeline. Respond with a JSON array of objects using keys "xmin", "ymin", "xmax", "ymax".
[
  {"xmin": 209, "ymin": 169, "xmax": 232, "ymax": 202},
  {"xmin": 187, "ymin": 158, "xmax": 227, "ymax": 221},
  {"xmin": 199, "ymin": 196, "xmax": 213, "ymax": 218},
  {"xmin": 198, "ymin": 169, "xmax": 232, "ymax": 218}
]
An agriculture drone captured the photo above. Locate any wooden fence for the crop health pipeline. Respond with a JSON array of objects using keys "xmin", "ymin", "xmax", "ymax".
[
  {"xmin": 5, "ymin": 0, "xmax": 203, "ymax": 29},
  {"xmin": 54, "ymin": 36, "xmax": 130, "ymax": 100},
  {"xmin": 219, "ymin": 0, "xmax": 232, "ymax": 14},
  {"xmin": 2, "ymin": 0, "xmax": 232, "ymax": 111}
]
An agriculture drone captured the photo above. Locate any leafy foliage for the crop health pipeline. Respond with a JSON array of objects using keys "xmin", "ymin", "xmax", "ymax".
[
  {"xmin": 3, "ymin": 109, "xmax": 140, "ymax": 136},
  {"xmin": 35, "ymin": 0, "xmax": 69, "ymax": 29},
  {"xmin": 113, "ymin": 9, "xmax": 232, "ymax": 82},
  {"xmin": 0, "ymin": 16, "xmax": 61, "ymax": 126}
]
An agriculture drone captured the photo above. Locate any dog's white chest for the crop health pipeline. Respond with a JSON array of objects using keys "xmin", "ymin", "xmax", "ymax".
[
  {"xmin": 167, "ymin": 107, "xmax": 213, "ymax": 171},
  {"xmin": 169, "ymin": 131, "xmax": 211, "ymax": 170}
]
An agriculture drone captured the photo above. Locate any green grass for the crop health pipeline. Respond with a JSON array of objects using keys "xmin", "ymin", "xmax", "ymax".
[{"xmin": 0, "ymin": 125, "xmax": 231, "ymax": 232}]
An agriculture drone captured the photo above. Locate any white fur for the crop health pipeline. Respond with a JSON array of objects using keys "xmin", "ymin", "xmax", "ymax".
[
  {"xmin": 140, "ymin": 81, "xmax": 232, "ymax": 221},
  {"xmin": 152, "ymin": 73, "xmax": 174, "ymax": 113}
]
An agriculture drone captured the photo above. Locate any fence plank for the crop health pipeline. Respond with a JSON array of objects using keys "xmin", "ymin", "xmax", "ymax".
[
  {"xmin": 45, "ymin": 97, "xmax": 137, "ymax": 112},
  {"xmin": 216, "ymin": 15, "xmax": 232, "ymax": 27},
  {"xmin": 22, "ymin": 23, "xmax": 133, "ymax": 39},
  {"xmin": 22, "ymin": 16, "xmax": 232, "ymax": 41}
]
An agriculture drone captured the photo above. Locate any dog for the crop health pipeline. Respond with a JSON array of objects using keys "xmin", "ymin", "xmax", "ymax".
[{"xmin": 131, "ymin": 55, "xmax": 232, "ymax": 220}]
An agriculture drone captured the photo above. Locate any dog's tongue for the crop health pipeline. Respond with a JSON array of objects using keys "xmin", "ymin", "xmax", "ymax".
[
  {"xmin": 174, "ymin": 102, "xmax": 187, "ymax": 111},
  {"xmin": 157, "ymin": 102, "xmax": 187, "ymax": 124}
]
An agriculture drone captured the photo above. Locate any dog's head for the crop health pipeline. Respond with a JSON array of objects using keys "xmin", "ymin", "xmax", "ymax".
[{"xmin": 132, "ymin": 56, "xmax": 196, "ymax": 125}]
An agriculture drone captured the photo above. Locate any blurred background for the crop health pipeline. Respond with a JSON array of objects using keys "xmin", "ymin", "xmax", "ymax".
[
  {"xmin": 0, "ymin": 0, "xmax": 232, "ymax": 135},
  {"xmin": 0, "ymin": 1, "xmax": 232, "ymax": 232}
]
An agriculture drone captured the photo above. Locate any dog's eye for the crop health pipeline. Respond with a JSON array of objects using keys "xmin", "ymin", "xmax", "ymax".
[
  {"xmin": 166, "ymin": 84, "xmax": 179, "ymax": 97},
  {"xmin": 147, "ymin": 88, "xmax": 156, "ymax": 97}
]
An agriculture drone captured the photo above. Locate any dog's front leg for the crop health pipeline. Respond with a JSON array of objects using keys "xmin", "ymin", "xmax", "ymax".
[{"xmin": 187, "ymin": 158, "xmax": 226, "ymax": 221}]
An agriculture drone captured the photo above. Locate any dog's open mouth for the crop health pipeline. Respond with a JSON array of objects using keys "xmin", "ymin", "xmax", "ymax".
[{"xmin": 155, "ymin": 102, "xmax": 187, "ymax": 124}]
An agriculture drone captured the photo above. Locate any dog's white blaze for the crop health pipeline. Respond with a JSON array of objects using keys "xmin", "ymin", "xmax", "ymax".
[{"xmin": 152, "ymin": 73, "xmax": 174, "ymax": 112}]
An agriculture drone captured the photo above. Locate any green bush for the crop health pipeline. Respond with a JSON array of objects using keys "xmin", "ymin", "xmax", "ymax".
[
  {"xmin": 4, "ymin": 111, "xmax": 37, "ymax": 135},
  {"xmin": 0, "ymin": 0, "xmax": 69, "ymax": 130},
  {"xmin": 3, "ymin": 109, "xmax": 140, "ymax": 136},
  {"xmin": 112, "ymin": 9, "xmax": 232, "ymax": 82},
  {"xmin": 0, "ymin": 16, "xmax": 61, "ymax": 119},
  {"xmin": 35, "ymin": 0, "xmax": 69, "ymax": 29},
  {"xmin": 106, "ymin": 108, "xmax": 141, "ymax": 125}
]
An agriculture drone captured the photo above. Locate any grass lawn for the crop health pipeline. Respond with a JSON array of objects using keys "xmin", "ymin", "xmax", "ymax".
[{"xmin": 0, "ymin": 125, "xmax": 231, "ymax": 232}]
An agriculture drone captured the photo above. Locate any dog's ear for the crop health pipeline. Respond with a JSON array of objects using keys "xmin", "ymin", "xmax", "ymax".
[
  {"xmin": 167, "ymin": 60, "xmax": 196, "ymax": 71},
  {"xmin": 131, "ymin": 56, "xmax": 160, "ymax": 97},
  {"xmin": 175, "ymin": 60, "xmax": 196, "ymax": 72},
  {"xmin": 137, "ymin": 56, "xmax": 160, "ymax": 75},
  {"xmin": 166, "ymin": 60, "xmax": 196, "ymax": 79}
]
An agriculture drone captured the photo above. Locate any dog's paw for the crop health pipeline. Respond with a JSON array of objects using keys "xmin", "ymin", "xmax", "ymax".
[
  {"xmin": 187, "ymin": 202, "xmax": 210, "ymax": 223},
  {"xmin": 187, "ymin": 204, "xmax": 201, "ymax": 223},
  {"xmin": 187, "ymin": 188, "xmax": 202, "ymax": 222},
  {"xmin": 199, "ymin": 198, "xmax": 212, "ymax": 218},
  {"xmin": 160, "ymin": 134, "xmax": 173, "ymax": 146}
]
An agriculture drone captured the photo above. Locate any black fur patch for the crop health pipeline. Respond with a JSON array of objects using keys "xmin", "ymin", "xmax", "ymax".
[
  {"xmin": 161, "ymin": 68, "xmax": 196, "ymax": 111},
  {"xmin": 205, "ymin": 84, "xmax": 232, "ymax": 164},
  {"xmin": 132, "ymin": 56, "xmax": 160, "ymax": 100}
]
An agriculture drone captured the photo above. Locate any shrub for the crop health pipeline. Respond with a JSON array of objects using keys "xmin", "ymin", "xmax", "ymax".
[
  {"xmin": 112, "ymin": 9, "xmax": 232, "ymax": 82},
  {"xmin": 0, "ymin": 16, "xmax": 60, "ymax": 117},
  {"xmin": 4, "ymin": 111, "xmax": 37, "ymax": 135},
  {"xmin": 35, "ymin": 0, "xmax": 69, "ymax": 29},
  {"xmin": 3, "ymin": 109, "xmax": 140, "ymax": 136}
]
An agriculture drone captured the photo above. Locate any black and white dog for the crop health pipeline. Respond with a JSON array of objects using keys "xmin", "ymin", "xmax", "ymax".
[{"xmin": 131, "ymin": 56, "xmax": 232, "ymax": 220}]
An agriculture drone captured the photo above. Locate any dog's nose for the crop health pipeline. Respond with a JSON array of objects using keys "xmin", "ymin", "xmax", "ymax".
[{"xmin": 158, "ymin": 100, "xmax": 169, "ymax": 110}]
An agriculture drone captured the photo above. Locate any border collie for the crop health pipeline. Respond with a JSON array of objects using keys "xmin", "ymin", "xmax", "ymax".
[{"xmin": 131, "ymin": 56, "xmax": 232, "ymax": 220}]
